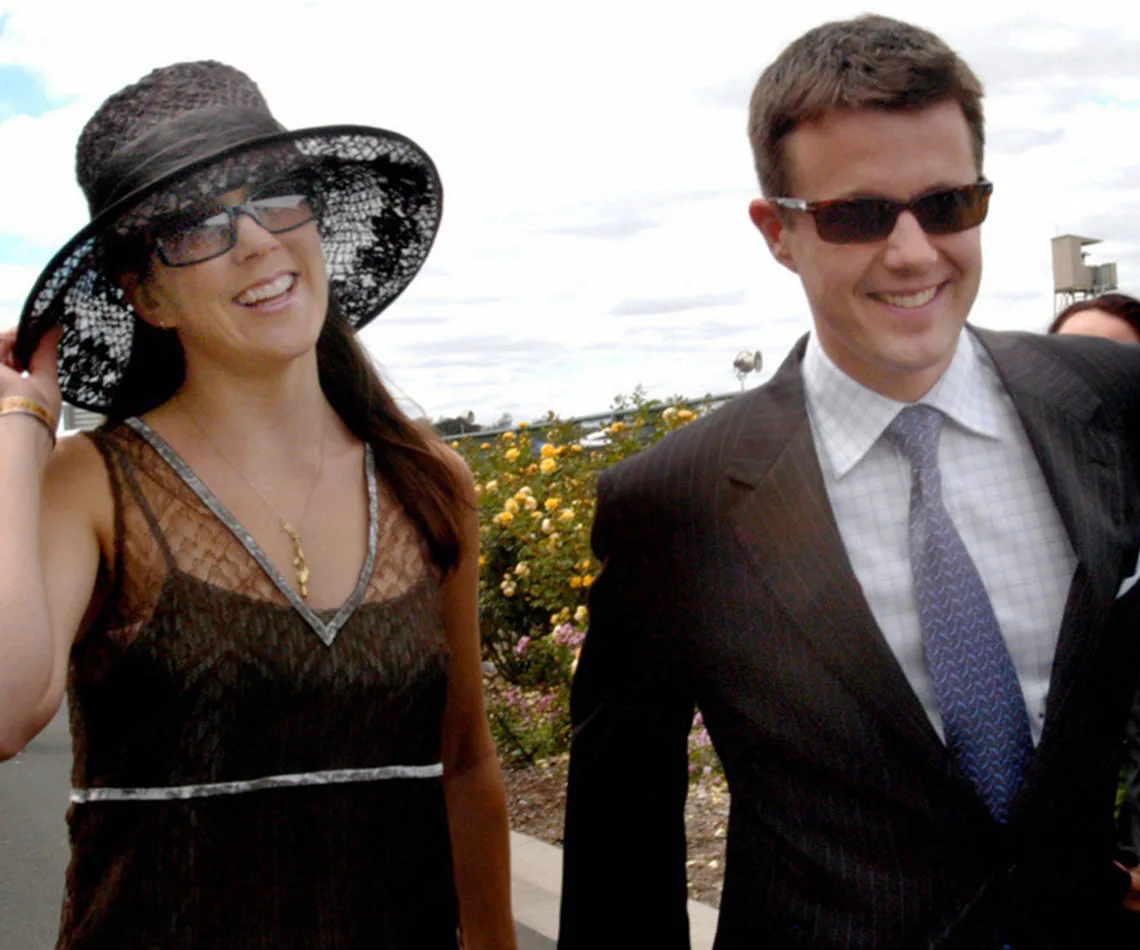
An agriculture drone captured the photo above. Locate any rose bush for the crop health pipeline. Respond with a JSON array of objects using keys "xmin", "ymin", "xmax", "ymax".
[{"xmin": 450, "ymin": 391, "xmax": 724, "ymax": 779}]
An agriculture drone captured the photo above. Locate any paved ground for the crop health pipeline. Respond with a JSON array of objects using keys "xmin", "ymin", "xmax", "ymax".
[
  {"xmin": 0, "ymin": 706, "xmax": 71, "ymax": 949},
  {"xmin": 0, "ymin": 709, "xmax": 718, "ymax": 949}
]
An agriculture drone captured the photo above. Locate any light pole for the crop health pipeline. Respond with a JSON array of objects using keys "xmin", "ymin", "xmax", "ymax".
[{"xmin": 732, "ymin": 350, "xmax": 763, "ymax": 390}]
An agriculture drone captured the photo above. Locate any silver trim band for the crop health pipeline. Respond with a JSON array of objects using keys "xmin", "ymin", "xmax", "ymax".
[{"xmin": 71, "ymin": 763, "xmax": 444, "ymax": 803}]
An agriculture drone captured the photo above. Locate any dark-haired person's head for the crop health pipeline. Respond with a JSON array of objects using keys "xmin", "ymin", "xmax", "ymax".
[
  {"xmin": 747, "ymin": 14, "xmax": 984, "ymax": 200},
  {"xmin": 746, "ymin": 15, "xmax": 989, "ymax": 403},
  {"xmin": 1048, "ymin": 292, "xmax": 1140, "ymax": 344}
]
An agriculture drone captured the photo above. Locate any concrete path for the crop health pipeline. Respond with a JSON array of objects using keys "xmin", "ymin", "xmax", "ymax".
[
  {"xmin": 511, "ymin": 831, "xmax": 719, "ymax": 949},
  {"xmin": 0, "ymin": 706, "xmax": 71, "ymax": 949},
  {"xmin": 0, "ymin": 708, "xmax": 718, "ymax": 948}
]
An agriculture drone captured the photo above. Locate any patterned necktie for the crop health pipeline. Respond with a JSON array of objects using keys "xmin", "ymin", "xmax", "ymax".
[{"xmin": 885, "ymin": 405, "xmax": 1033, "ymax": 823}]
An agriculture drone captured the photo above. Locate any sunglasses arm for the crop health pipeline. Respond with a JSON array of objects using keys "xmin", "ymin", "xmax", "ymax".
[{"xmin": 770, "ymin": 198, "xmax": 811, "ymax": 212}]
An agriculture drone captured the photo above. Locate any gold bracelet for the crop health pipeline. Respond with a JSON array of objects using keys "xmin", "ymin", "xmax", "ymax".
[{"xmin": 0, "ymin": 397, "xmax": 59, "ymax": 448}]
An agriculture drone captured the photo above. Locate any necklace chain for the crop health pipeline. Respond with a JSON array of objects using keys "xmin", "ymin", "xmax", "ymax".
[{"xmin": 187, "ymin": 414, "xmax": 326, "ymax": 599}]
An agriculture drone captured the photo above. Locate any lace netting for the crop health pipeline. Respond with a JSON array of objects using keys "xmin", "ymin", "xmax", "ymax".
[{"xmin": 89, "ymin": 423, "xmax": 432, "ymax": 654}]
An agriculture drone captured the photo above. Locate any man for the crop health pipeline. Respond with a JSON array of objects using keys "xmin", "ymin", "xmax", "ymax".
[{"xmin": 559, "ymin": 15, "xmax": 1140, "ymax": 949}]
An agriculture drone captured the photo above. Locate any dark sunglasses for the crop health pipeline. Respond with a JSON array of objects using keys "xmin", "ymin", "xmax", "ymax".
[
  {"xmin": 153, "ymin": 181, "xmax": 319, "ymax": 267},
  {"xmin": 770, "ymin": 180, "xmax": 993, "ymax": 245}
]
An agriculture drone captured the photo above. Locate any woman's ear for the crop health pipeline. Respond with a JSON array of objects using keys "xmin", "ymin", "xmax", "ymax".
[{"xmin": 119, "ymin": 271, "xmax": 170, "ymax": 329}]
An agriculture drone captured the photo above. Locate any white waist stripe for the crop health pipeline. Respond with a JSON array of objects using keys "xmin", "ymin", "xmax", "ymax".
[{"xmin": 70, "ymin": 763, "xmax": 444, "ymax": 803}]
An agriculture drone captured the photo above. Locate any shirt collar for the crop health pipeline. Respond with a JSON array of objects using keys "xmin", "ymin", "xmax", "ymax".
[{"xmin": 802, "ymin": 328, "xmax": 1002, "ymax": 480}]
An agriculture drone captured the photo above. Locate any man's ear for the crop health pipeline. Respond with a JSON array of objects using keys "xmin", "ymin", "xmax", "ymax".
[
  {"xmin": 748, "ymin": 199, "xmax": 799, "ymax": 274},
  {"xmin": 119, "ymin": 272, "xmax": 169, "ymax": 329}
]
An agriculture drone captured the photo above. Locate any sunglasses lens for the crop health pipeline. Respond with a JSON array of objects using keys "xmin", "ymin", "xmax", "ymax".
[
  {"xmin": 813, "ymin": 199, "xmax": 898, "ymax": 244},
  {"xmin": 155, "ymin": 209, "xmax": 234, "ymax": 266},
  {"xmin": 248, "ymin": 194, "xmax": 317, "ymax": 233},
  {"xmin": 914, "ymin": 184, "xmax": 990, "ymax": 235}
]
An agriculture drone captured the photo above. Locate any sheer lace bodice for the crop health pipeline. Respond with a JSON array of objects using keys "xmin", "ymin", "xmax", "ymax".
[{"xmin": 57, "ymin": 421, "xmax": 459, "ymax": 949}]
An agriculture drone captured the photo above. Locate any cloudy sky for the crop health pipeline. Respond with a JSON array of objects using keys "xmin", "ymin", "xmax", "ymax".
[{"xmin": 1, "ymin": 0, "xmax": 1138, "ymax": 424}]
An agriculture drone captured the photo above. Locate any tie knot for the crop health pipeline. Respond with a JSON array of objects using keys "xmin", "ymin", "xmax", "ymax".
[{"xmin": 885, "ymin": 404, "xmax": 944, "ymax": 469}]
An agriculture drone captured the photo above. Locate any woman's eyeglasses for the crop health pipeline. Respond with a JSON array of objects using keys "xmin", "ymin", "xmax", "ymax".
[
  {"xmin": 152, "ymin": 184, "xmax": 318, "ymax": 267},
  {"xmin": 770, "ymin": 180, "xmax": 992, "ymax": 245}
]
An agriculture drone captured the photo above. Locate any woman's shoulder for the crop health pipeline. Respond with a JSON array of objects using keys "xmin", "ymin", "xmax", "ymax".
[
  {"xmin": 41, "ymin": 429, "xmax": 117, "ymax": 559},
  {"xmin": 47, "ymin": 428, "xmax": 114, "ymax": 495}
]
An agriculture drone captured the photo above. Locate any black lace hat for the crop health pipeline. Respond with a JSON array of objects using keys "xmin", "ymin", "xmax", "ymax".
[{"xmin": 16, "ymin": 61, "xmax": 442, "ymax": 414}]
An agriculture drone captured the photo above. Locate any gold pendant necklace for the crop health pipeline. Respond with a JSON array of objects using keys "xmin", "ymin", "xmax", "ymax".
[
  {"xmin": 188, "ymin": 415, "xmax": 326, "ymax": 599},
  {"xmin": 280, "ymin": 520, "xmax": 311, "ymax": 598}
]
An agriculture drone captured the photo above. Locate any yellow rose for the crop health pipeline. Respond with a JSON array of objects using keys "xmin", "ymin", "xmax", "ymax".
[
  {"xmin": 544, "ymin": 497, "xmax": 561, "ymax": 511},
  {"xmin": 523, "ymin": 495, "xmax": 538, "ymax": 511},
  {"xmin": 485, "ymin": 479, "xmax": 499, "ymax": 492},
  {"xmin": 559, "ymin": 508, "xmax": 575, "ymax": 522},
  {"xmin": 505, "ymin": 447, "xmax": 520, "ymax": 462},
  {"xmin": 571, "ymin": 444, "xmax": 583, "ymax": 453},
  {"xmin": 541, "ymin": 444, "xmax": 557, "ymax": 459},
  {"xmin": 450, "ymin": 441, "xmax": 459, "ymax": 449},
  {"xmin": 501, "ymin": 431, "xmax": 516, "ymax": 442},
  {"xmin": 570, "ymin": 577, "xmax": 583, "ymax": 589},
  {"xmin": 518, "ymin": 421, "xmax": 529, "ymax": 429},
  {"xmin": 492, "ymin": 511, "xmax": 514, "ymax": 526},
  {"xmin": 582, "ymin": 573, "xmax": 595, "ymax": 587},
  {"xmin": 480, "ymin": 442, "xmax": 491, "ymax": 450},
  {"xmin": 528, "ymin": 463, "xmax": 539, "ymax": 474},
  {"xmin": 662, "ymin": 407, "xmax": 678, "ymax": 422},
  {"xmin": 541, "ymin": 518, "xmax": 555, "ymax": 534},
  {"xmin": 514, "ymin": 561, "xmax": 530, "ymax": 577},
  {"xmin": 503, "ymin": 498, "xmax": 520, "ymax": 514},
  {"xmin": 677, "ymin": 409, "xmax": 695, "ymax": 422},
  {"xmin": 540, "ymin": 458, "xmax": 557, "ymax": 474},
  {"xmin": 574, "ymin": 605, "xmax": 588, "ymax": 624}
]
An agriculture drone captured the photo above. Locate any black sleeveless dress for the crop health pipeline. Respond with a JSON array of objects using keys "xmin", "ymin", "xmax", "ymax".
[{"xmin": 58, "ymin": 419, "xmax": 459, "ymax": 949}]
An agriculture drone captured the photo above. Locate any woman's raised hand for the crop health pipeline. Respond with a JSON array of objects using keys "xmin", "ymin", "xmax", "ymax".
[{"xmin": 0, "ymin": 326, "xmax": 63, "ymax": 421}]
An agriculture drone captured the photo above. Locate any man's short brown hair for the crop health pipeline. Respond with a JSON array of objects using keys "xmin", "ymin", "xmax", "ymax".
[{"xmin": 748, "ymin": 15, "xmax": 985, "ymax": 197}]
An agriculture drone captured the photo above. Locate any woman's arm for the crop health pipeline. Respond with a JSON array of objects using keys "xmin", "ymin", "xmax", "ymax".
[
  {"xmin": 436, "ymin": 447, "xmax": 517, "ymax": 950},
  {"xmin": 0, "ymin": 328, "xmax": 107, "ymax": 758}
]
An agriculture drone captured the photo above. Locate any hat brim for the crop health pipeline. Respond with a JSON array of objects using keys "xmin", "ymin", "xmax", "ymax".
[{"xmin": 16, "ymin": 124, "xmax": 442, "ymax": 414}]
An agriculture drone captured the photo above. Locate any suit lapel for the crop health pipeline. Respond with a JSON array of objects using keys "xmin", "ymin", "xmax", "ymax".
[
  {"xmin": 725, "ymin": 341, "xmax": 949, "ymax": 773},
  {"xmin": 974, "ymin": 329, "xmax": 1137, "ymax": 756}
]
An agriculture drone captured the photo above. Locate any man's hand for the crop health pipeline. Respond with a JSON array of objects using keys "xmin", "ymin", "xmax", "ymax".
[{"xmin": 1116, "ymin": 862, "xmax": 1140, "ymax": 912}]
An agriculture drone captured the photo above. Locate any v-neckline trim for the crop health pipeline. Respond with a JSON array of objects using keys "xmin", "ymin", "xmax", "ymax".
[{"xmin": 125, "ymin": 416, "xmax": 379, "ymax": 647}]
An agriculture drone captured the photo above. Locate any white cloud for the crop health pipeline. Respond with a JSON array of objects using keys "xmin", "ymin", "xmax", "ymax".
[{"xmin": 3, "ymin": 0, "xmax": 1140, "ymax": 421}]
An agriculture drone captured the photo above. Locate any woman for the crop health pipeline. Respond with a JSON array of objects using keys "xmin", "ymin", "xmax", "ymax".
[
  {"xmin": 0, "ymin": 61, "xmax": 515, "ymax": 948},
  {"xmin": 1049, "ymin": 290, "xmax": 1140, "ymax": 917},
  {"xmin": 1048, "ymin": 292, "xmax": 1140, "ymax": 343}
]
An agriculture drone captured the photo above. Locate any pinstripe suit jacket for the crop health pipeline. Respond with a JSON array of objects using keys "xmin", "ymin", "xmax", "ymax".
[{"xmin": 559, "ymin": 327, "xmax": 1140, "ymax": 949}]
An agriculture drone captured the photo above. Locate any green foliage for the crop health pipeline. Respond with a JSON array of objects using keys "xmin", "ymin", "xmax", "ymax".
[{"xmin": 449, "ymin": 392, "xmax": 721, "ymax": 771}]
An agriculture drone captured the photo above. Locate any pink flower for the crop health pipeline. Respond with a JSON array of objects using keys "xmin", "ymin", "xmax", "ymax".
[
  {"xmin": 552, "ymin": 623, "xmax": 585, "ymax": 649},
  {"xmin": 515, "ymin": 636, "xmax": 531, "ymax": 655}
]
